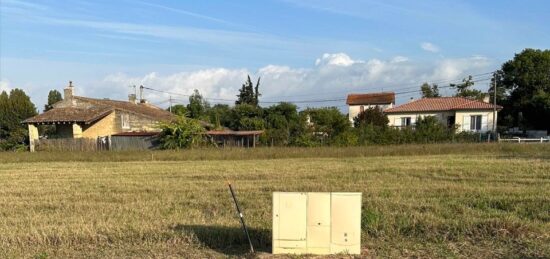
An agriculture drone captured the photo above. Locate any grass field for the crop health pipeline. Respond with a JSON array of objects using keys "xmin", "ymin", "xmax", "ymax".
[{"xmin": 0, "ymin": 143, "xmax": 549, "ymax": 258}]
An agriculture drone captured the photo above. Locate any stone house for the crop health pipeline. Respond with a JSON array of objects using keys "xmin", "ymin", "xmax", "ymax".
[
  {"xmin": 384, "ymin": 97, "xmax": 502, "ymax": 132},
  {"xmin": 346, "ymin": 92, "xmax": 395, "ymax": 123},
  {"xmin": 23, "ymin": 82, "xmax": 175, "ymax": 151}
]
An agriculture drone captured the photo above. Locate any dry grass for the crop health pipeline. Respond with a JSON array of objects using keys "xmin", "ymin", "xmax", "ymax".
[{"xmin": 0, "ymin": 143, "xmax": 549, "ymax": 258}]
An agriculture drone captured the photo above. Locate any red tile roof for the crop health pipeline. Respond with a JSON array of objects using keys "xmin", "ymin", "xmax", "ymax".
[
  {"xmin": 346, "ymin": 92, "xmax": 395, "ymax": 105},
  {"xmin": 384, "ymin": 97, "xmax": 503, "ymax": 113}
]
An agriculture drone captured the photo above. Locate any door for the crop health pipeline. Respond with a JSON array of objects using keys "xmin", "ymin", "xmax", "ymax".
[
  {"xmin": 307, "ymin": 193, "xmax": 331, "ymax": 254},
  {"xmin": 330, "ymin": 193, "xmax": 362, "ymax": 254},
  {"xmin": 273, "ymin": 192, "xmax": 307, "ymax": 254}
]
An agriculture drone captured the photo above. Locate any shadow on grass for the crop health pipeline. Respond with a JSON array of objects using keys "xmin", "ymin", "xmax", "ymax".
[{"xmin": 172, "ymin": 224, "xmax": 271, "ymax": 255}]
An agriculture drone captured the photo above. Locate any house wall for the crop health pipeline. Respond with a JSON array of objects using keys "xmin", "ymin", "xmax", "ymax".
[
  {"xmin": 455, "ymin": 110, "xmax": 497, "ymax": 133},
  {"xmin": 386, "ymin": 110, "xmax": 497, "ymax": 132},
  {"xmin": 82, "ymin": 112, "xmax": 116, "ymax": 138},
  {"xmin": 112, "ymin": 110, "xmax": 161, "ymax": 133},
  {"xmin": 387, "ymin": 111, "xmax": 454, "ymax": 127},
  {"xmin": 348, "ymin": 103, "xmax": 393, "ymax": 123}
]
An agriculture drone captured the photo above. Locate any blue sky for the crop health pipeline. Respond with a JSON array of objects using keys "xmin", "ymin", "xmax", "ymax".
[{"xmin": 1, "ymin": 0, "xmax": 549, "ymax": 110}]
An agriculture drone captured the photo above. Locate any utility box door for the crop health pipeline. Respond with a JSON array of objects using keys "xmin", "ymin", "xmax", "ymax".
[
  {"xmin": 330, "ymin": 192, "xmax": 362, "ymax": 254},
  {"xmin": 307, "ymin": 193, "xmax": 331, "ymax": 253},
  {"xmin": 273, "ymin": 192, "xmax": 307, "ymax": 240}
]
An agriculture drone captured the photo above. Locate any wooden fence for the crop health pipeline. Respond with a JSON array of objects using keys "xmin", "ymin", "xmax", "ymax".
[{"xmin": 35, "ymin": 138, "xmax": 109, "ymax": 152}]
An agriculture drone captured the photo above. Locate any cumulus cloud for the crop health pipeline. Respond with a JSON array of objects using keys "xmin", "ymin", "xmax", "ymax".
[
  {"xmin": 0, "ymin": 79, "xmax": 12, "ymax": 92},
  {"xmin": 100, "ymin": 53, "xmax": 492, "ymax": 107},
  {"xmin": 421, "ymin": 42, "xmax": 440, "ymax": 53}
]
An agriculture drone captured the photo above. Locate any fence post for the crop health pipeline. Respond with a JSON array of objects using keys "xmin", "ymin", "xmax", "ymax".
[{"xmin": 518, "ymin": 138, "xmax": 521, "ymax": 143}]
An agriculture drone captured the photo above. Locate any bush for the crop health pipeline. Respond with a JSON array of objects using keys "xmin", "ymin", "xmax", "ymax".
[{"xmin": 158, "ymin": 116, "xmax": 206, "ymax": 149}]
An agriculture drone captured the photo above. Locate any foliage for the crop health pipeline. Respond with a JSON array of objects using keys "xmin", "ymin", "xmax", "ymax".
[
  {"xmin": 206, "ymin": 104, "xmax": 232, "ymax": 129},
  {"xmin": 450, "ymin": 75, "xmax": 485, "ymax": 100},
  {"xmin": 44, "ymin": 90, "xmax": 62, "ymax": 112},
  {"xmin": 420, "ymin": 82, "xmax": 440, "ymax": 98},
  {"xmin": 0, "ymin": 89, "xmax": 37, "ymax": 151},
  {"xmin": 353, "ymin": 106, "xmax": 389, "ymax": 128},
  {"xmin": 229, "ymin": 104, "xmax": 264, "ymax": 130},
  {"xmin": 301, "ymin": 107, "xmax": 350, "ymax": 143},
  {"xmin": 262, "ymin": 102, "xmax": 302, "ymax": 145},
  {"xmin": 157, "ymin": 115, "xmax": 206, "ymax": 149},
  {"xmin": 186, "ymin": 89, "xmax": 210, "ymax": 119},
  {"xmin": 494, "ymin": 48, "xmax": 550, "ymax": 131},
  {"xmin": 167, "ymin": 104, "xmax": 188, "ymax": 116},
  {"xmin": 236, "ymin": 75, "xmax": 261, "ymax": 106}
]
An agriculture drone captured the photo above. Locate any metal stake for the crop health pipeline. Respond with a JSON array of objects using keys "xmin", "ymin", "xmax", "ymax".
[{"xmin": 227, "ymin": 182, "xmax": 254, "ymax": 253}]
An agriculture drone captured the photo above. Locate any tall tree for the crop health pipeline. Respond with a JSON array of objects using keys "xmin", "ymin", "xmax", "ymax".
[
  {"xmin": 353, "ymin": 106, "xmax": 389, "ymax": 128},
  {"xmin": 44, "ymin": 90, "xmax": 62, "ymax": 112},
  {"xmin": 420, "ymin": 82, "xmax": 440, "ymax": 98},
  {"xmin": 0, "ymin": 89, "xmax": 37, "ymax": 150},
  {"xmin": 236, "ymin": 75, "xmax": 261, "ymax": 106},
  {"xmin": 186, "ymin": 89, "xmax": 210, "ymax": 119},
  {"xmin": 493, "ymin": 48, "xmax": 550, "ymax": 130},
  {"xmin": 450, "ymin": 75, "xmax": 485, "ymax": 100}
]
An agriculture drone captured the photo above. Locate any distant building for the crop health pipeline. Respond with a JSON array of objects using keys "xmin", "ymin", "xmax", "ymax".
[
  {"xmin": 346, "ymin": 92, "xmax": 395, "ymax": 123},
  {"xmin": 384, "ymin": 97, "xmax": 502, "ymax": 132},
  {"xmin": 23, "ymin": 82, "xmax": 175, "ymax": 151}
]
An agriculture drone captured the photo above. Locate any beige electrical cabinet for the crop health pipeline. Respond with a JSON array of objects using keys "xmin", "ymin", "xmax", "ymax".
[{"xmin": 272, "ymin": 192, "xmax": 362, "ymax": 255}]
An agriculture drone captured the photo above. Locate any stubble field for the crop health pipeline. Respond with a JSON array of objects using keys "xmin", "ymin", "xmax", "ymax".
[{"xmin": 0, "ymin": 143, "xmax": 549, "ymax": 258}]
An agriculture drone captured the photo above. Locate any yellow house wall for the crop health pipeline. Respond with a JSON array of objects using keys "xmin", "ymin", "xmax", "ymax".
[
  {"xmin": 386, "ymin": 110, "xmax": 497, "ymax": 132},
  {"xmin": 112, "ymin": 110, "xmax": 161, "ymax": 133},
  {"xmin": 387, "ymin": 111, "xmax": 454, "ymax": 126},
  {"xmin": 81, "ymin": 112, "xmax": 116, "ymax": 138}
]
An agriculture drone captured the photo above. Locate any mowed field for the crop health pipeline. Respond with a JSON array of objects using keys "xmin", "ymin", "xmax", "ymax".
[{"xmin": 0, "ymin": 144, "xmax": 549, "ymax": 258}]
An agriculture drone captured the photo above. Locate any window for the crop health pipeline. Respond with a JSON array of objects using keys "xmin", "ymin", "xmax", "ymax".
[
  {"xmin": 359, "ymin": 105, "xmax": 364, "ymax": 113},
  {"xmin": 470, "ymin": 115, "xmax": 482, "ymax": 131},
  {"xmin": 447, "ymin": 116, "xmax": 455, "ymax": 128},
  {"xmin": 121, "ymin": 114, "xmax": 130, "ymax": 129},
  {"xmin": 401, "ymin": 117, "xmax": 411, "ymax": 126}
]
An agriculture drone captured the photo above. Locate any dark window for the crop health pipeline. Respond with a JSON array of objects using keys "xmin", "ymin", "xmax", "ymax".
[
  {"xmin": 401, "ymin": 117, "xmax": 411, "ymax": 126},
  {"xmin": 470, "ymin": 115, "xmax": 482, "ymax": 131},
  {"xmin": 447, "ymin": 116, "xmax": 455, "ymax": 128}
]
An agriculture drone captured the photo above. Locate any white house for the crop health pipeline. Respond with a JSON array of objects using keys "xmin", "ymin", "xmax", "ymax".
[
  {"xmin": 384, "ymin": 97, "xmax": 502, "ymax": 132},
  {"xmin": 346, "ymin": 92, "xmax": 395, "ymax": 123}
]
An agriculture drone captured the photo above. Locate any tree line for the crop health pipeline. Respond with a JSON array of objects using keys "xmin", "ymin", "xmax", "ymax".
[{"xmin": 1, "ymin": 48, "xmax": 549, "ymax": 151}]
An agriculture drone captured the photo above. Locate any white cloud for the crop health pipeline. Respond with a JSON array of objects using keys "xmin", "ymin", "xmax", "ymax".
[
  {"xmin": 315, "ymin": 53, "xmax": 363, "ymax": 67},
  {"xmin": 0, "ymin": 80, "xmax": 12, "ymax": 93},
  {"xmin": 421, "ymin": 42, "xmax": 440, "ymax": 53},
  {"xmin": 99, "ymin": 53, "xmax": 492, "ymax": 107}
]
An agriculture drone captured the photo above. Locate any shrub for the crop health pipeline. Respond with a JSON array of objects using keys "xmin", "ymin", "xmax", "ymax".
[{"xmin": 158, "ymin": 116, "xmax": 206, "ymax": 149}]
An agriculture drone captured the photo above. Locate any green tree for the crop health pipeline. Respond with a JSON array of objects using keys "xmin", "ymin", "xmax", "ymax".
[
  {"xmin": 206, "ymin": 104, "xmax": 232, "ymax": 129},
  {"xmin": 186, "ymin": 89, "xmax": 210, "ymax": 119},
  {"xmin": 236, "ymin": 75, "xmax": 261, "ymax": 106},
  {"xmin": 157, "ymin": 115, "xmax": 206, "ymax": 149},
  {"xmin": 450, "ymin": 75, "xmax": 485, "ymax": 100},
  {"xmin": 229, "ymin": 104, "xmax": 264, "ymax": 130},
  {"xmin": 44, "ymin": 90, "xmax": 62, "ymax": 112},
  {"xmin": 167, "ymin": 104, "xmax": 188, "ymax": 116},
  {"xmin": 0, "ymin": 89, "xmax": 37, "ymax": 150},
  {"xmin": 301, "ymin": 107, "xmax": 350, "ymax": 144},
  {"xmin": 420, "ymin": 82, "xmax": 440, "ymax": 98},
  {"xmin": 493, "ymin": 48, "xmax": 550, "ymax": 131},
  {"xmin": 263, "ymin": 102, "xmax": 301, "ymax": 145},
  {"xmin": 353, "ymin": 106, "xmax": 389, "ymax": 128}
]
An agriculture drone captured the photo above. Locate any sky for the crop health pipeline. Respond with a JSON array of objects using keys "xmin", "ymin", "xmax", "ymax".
[{"xmin": 1, "ymin": 0, "xmax": 549, "ymax": 111}]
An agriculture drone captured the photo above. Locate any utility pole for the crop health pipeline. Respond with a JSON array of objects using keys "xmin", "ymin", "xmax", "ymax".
[
  {"xmin": 139, "ymin": 85, "xmax": 144, "ymax": 103},
  {"xmin": 493, "ymin": 74, "xmax": 497, "ymax": 133},
  {"xmin": 169, "ymin": 95, "xmax": 172, "ymax": 113}
]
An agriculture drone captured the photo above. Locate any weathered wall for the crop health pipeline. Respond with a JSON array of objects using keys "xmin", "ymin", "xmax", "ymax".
[
  {"xmin": 112, "ymin": 110, "xmax": 161, "ymax": 133},
  {"xmin": 82, "ymin": 112, "xmax": 116, "ymax": 138}
]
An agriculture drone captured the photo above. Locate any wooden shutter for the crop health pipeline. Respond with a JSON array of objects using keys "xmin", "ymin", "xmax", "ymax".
[{"xmin": 481, "ymin": 115, "xmax": 488, "ymax": 131}]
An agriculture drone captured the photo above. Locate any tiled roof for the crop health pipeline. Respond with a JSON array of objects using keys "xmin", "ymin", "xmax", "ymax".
[
  {"xmin": 384, "ymin": 97, "xmax": 503, "ymax": 113},
  {"xmin": 207, "ymin": 130, "xmax": 264, "ymax": 136},
  {"xmin": 24, "ymin": 96, "xmax": 174, "ymax": 124},
  {"xmin": 23, "ymin": 107, "xmax": 113, "ymax": 124},
  {"xmin": 346, "ymin": 92, "xmax": 395, "ymax": 105},
  {"xmin": 74, "ymin": 96, "xmax": 174, "ymax": 121}
]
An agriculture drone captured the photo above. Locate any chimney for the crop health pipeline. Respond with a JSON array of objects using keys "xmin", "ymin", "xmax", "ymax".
[
  {"xmin": 483, "ymin": 95, "xmax": 490, "ymax": 103},
  {"xmin": 64, "ymin": 81, "xmax": 74, "ymax": 100},
  {"xmin": 128, "ymin": 94, "xmax": 137, "ymax": 104}
]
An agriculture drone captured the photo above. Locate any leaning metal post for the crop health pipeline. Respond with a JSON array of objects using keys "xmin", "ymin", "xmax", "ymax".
[{"xmin": 227, "ymin": 182, "xmax": 254, "ymax": 253}]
